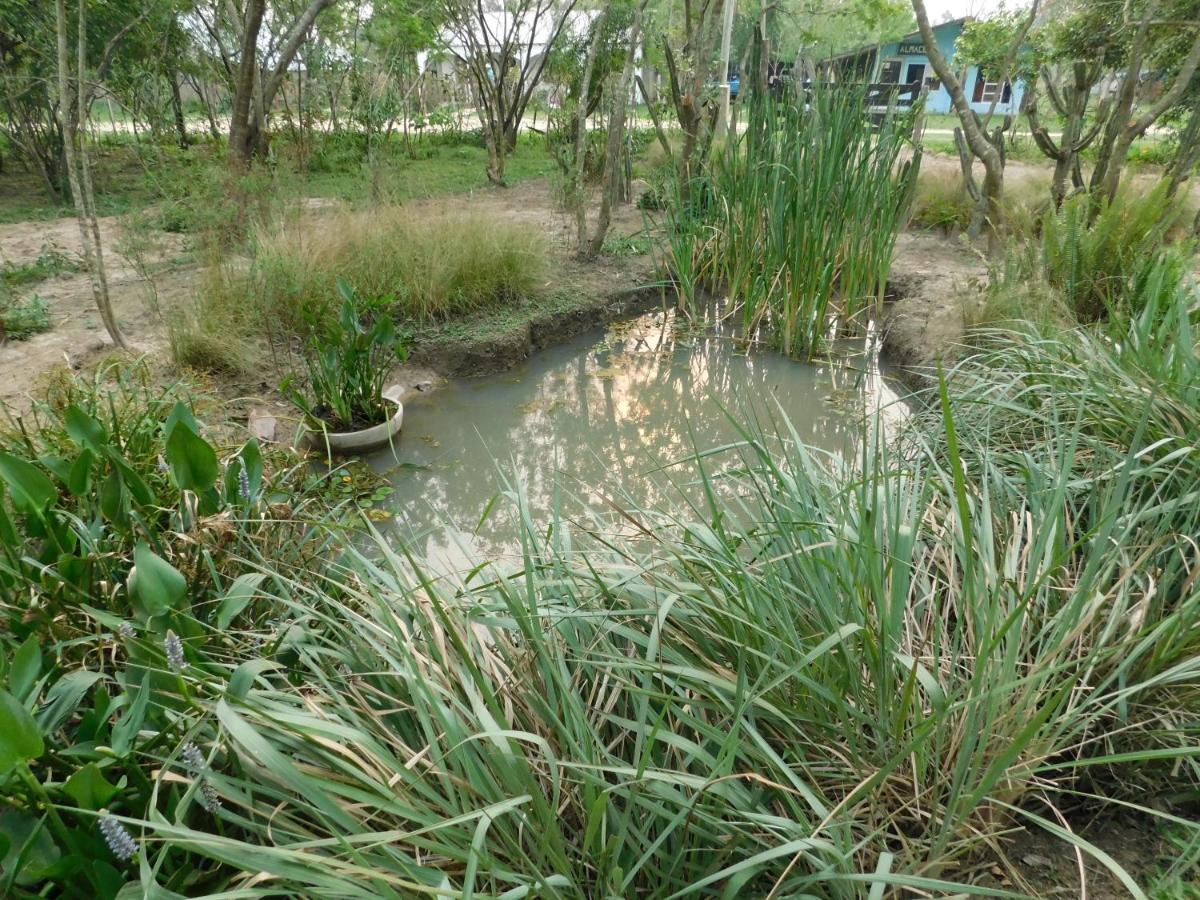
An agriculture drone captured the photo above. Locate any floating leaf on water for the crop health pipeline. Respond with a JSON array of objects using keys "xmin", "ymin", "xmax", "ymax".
[{"xmin": 592, "ymin": 367, "xmax": 623, "ymax": 379}]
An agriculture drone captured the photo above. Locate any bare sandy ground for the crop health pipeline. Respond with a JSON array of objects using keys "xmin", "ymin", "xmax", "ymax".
[{"xmin": 0, "ymin": 179, "xmax": 647, "ymax": 413}]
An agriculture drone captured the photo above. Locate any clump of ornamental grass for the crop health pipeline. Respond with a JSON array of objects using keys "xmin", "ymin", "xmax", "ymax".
[
  {"xmin": 126, "ymin": 283, "xmax": 1200, "ymax": 897},
  {"xmin": 249, "ymin": 204, "xmax": 547, "ymax": 335}
]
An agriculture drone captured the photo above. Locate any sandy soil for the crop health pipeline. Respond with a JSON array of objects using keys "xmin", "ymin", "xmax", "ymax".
[{"xmin": 0, "ymin": 216, "xmax": 196, "ymax": 410}]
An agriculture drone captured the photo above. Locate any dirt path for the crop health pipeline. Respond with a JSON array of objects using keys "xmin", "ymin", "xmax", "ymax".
[{"xmin": 883, "ymin": 228, "xmax": 988, "ymax": 376}]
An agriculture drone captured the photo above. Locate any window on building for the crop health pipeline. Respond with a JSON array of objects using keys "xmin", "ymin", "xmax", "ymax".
[{"xmin": 971, "ymin": 71, "xmax": 1012, "ymax": 104}]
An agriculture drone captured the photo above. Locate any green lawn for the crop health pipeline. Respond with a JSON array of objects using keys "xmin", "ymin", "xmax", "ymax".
[{"xmin": 0, "ymin": 132, "xmax": 561, "ymax": 226}]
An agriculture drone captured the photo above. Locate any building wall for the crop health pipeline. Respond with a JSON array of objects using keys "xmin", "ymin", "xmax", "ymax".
[{"xmin": 873, "ymin": 22, "xmax": 1025, "ymax": 116}]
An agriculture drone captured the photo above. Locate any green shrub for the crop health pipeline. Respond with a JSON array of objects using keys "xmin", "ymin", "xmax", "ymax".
[
  {"xmin": 907, "ymin": 171, "xmax": 973, "ymax": 232},
  {"xmin": 284, "ymin": 278, "xmax": 411, "ymax": 430},
  {"xmin": 0, "ymin": 294, "xmax": 53, "ymax": 340},
  {"xmin": 0, "ymin": 362, "xmax": 325, "ymax": 638},
  {"xmin": 1, "ymin": 246, "xmax": 78, "ymax": 288}
]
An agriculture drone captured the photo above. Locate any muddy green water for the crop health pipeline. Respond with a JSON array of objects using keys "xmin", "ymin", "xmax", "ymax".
[{"xmin": 367, "ymin": 307, "xmax": 904, "ymax": 567}]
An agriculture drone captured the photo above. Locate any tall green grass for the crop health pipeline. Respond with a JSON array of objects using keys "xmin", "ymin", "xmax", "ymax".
[
  {"xmin": 664, "ymin": 87, "xmax": 920, "ymax": 358},
  {"xmin": 250, "ymin": 205, "xmax": 547, "ymax": 333},
  {"xmin": 1041, "ymin": 182, "xmax": 1193, "ymax": 321},
  {"xmin": 978, "ymin": 181, "xmax": 1197, "ymax": 331},
  {"xmin": 102, "ymin": 279, "xmax": 1200, "ymax": 896}
]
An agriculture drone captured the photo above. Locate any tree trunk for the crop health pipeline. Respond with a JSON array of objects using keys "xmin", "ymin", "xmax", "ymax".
[
  {"xmin": 911, "ymin": 0, "xmax": 1033, "ymax": 254},
  {"xmin": 486, "ymin": 126, "xmax": 507, "ymax": 185},
  {"xmin": 1165, "ymin": 102, "xmax": 1200, "ymax": 200},
  {"xmin": 55, "ymin": 0, "xmax": 127, "ymax": 349},
  {"xmin": 228, "ymin": 0, "xmax": 266, "ymax": 167},
  {"xmin": 228, "ymin": 0, "xmax": 336, "ymax": 167},
  {"xmin": 587, "ymin": 0, "xmax": 648, "ymax": 257},
  {"xmin": 573, "ymin": 11, "xmax": 607, "ymax": 250},
  {"xmin": 169, "ymin": 69, "xmax": 189, "ymax": 149},
  {"xmin": 1090, "ymin": 4, "xmax": 1200, "ymax": 203}
]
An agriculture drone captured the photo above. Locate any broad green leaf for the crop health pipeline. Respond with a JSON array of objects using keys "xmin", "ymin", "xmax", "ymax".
[
  {"xmin": 0, "ymin": 691, "xmax": 43, "ymax": 775},
  {"xmin": 111, "ymin": 681, "xmax": 150, "ymax": 757},
  {"xmin": 165, "ymin": 422, "xmax": 218, "ymax": 492},
  {"xmin": 63, "ymin": 763, "xmax": 119, "ymax": 810},
  {"xmin": 127, "ymin": 543, "xmax": 187, "ymax": 620},
  {"xmin": 40, "ymin": 455, "xmax": 73, "ymax": 483},
  {"xmin": 107, "ymin": 453, "xmax": 154, "ymax": 506},
  {"xmin": 0, "ymin": 454, "xmax": 56, "ymax": 515},
  {"xmin": 216, "ymin": 573, "xmax": 267, "ymax": 631},
  {"xmin": 8, "ymin": 638, "xmax": 40, "ymax": 702},
  {"xmin": 0, "ymin": 810, "xmax": 61, "ymax": 887},
  {"xmin": 241, "ymin": 438, "xmax": 263, "ymax": 495},
  {"xmin": 163, "ymin": 401, "xmax": 200, "ymax": 439},
  {"xmin": 99, "ymin": 469, "xmax": 129, "ymax": 527},
  {"xmin": 66, "ymin": 449, "xmax": 94, "ymax": 497},
  {"xmin": 65, "ymin": 405, "xmax": 107, "ymax": 451},
  {"xmin": 227, "ymin": 658, "xmax": 282, "ymax": 700}
]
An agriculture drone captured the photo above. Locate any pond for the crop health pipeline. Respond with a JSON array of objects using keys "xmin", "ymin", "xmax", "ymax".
[{"xmin": 367, "ymin": 306, "xmax": 906, "ymax": 570}]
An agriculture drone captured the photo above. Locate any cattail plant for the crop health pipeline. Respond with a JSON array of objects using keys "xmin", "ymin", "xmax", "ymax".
[{"xmin": 664, "ymin": 83, "xmax": 921, "ymax": 358}]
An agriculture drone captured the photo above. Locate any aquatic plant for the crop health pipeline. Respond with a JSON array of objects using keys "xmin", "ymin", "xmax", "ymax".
[
  {"xmin": 284, "ymin": 278, "xmax": 411, "ymax": 431},
  {"xmin": 664, "ymin": 84, "xmax": 921, "ymax": 357},
  {"xmin": 110, "ymin": 282, "xmax": 1200, "ymax": 896}
]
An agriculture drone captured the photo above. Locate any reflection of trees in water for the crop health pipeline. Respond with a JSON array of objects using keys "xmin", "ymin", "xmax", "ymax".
[{"xmin": 378, "ymin": 309, "xmax": 904, "ymax": 561}]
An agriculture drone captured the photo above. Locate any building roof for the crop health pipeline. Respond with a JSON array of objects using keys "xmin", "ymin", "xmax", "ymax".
[{"xmin": 826, "ymin": 16, "xmax": 972, "ymax": 63}]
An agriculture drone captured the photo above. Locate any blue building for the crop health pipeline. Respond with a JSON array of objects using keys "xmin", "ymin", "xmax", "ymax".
[{"xmin": 822, "ymin": 17, "xmax": 1026, "ymax": 116}]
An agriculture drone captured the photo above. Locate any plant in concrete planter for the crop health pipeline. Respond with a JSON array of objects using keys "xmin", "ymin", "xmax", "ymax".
[{"xmin": 286, "ymin": 279, "xmax": 410, "ymax": 438}]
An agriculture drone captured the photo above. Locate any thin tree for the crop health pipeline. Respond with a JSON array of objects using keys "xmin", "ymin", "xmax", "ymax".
[
  {"xmin": 659, "ymin": 0, "xmax": 723, "ymax": 199},
  {"xmin": 440, "ymin": 0, "xmax": 581, "ymax": 185},
  {"xmin": 54, "ymin": 0, "xmax": 150, "ymax": 349},
  {"xmin": 1087, "ymin": 0, "xmax": 1200, "ymax": 202},
  {"xmin": 571, "ymin": 7, "xmax": 608, "ymax": 248},
  {"xmin": 585, "ymin": 0, "xmax": 649, "ymax": 256},
  {"xmin": 1026, "ymin": 62, "xmax": 1109, "ymax": 208},
  {"xmin": 1165, "ymin": 100, "xmax": 1200, "ymax": 201},
  {"xmin": 911, "ymin": 0, "xmax": 1038, "ymax": 253}
]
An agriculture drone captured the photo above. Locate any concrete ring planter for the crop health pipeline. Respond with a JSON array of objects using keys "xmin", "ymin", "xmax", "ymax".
[{"xmin": 300, "ymin": 385, "xmax": 405, "ymax": 455}]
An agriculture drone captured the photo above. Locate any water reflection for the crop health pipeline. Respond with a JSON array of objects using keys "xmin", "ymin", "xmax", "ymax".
[{"xmin": 368, "ymin": 306, "xmax": 906, "ymax": 564}]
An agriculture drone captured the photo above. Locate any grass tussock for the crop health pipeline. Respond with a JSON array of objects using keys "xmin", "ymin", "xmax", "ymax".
[
  {"xmin": 251, "ymin": 205, "xmax": 547, "ymax": 331},
  {"xmin": 980, "ymin": 181, "xmax": 1196, "ymax": 328},
  {"xmin": 908, "ymin": 168, "xmax": 1049, "ymax": 241}
]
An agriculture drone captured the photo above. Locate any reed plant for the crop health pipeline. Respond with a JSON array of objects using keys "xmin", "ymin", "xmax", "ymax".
[
  {"xmin": 664, "ymin": 86, "xmax": 920, "ymax": 358},
  {"xmin": 94, "ymin": 281, "xmax": 1200, "ymax": 897}
]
